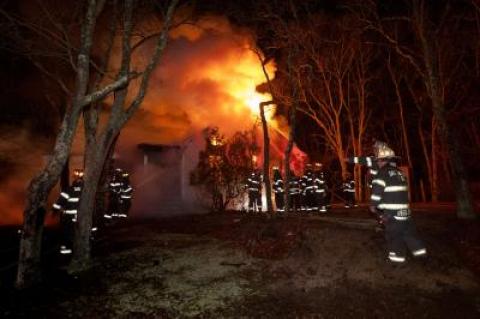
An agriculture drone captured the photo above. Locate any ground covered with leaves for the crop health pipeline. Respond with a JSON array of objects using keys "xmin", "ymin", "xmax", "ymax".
[{"xmin": 1, "ymin": 206, "xmax": 480, "ymax": 318}]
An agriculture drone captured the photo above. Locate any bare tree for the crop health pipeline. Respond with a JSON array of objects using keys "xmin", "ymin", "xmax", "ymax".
[
  {"xmin": 353, "ymin": 0, "xmax": 475, "ymax": 219},
  {"xmin": 387, "ymin": 56, "xmax": 413, "ymax": 170},
  {"xmin": 70, "ymin": 0, "xmax": 180, "ymax": 271},
  {"xmin": 297, "ymin": 16, "xmax": 370, "ymax": 181},
  {"xmin": 345, "ymin": 42, "xmax": 374, "ymax": 202},
  {"xmin": 249, "ymin": 0, "xmax": 304, "ymax": 213},
  {"xmin": 11, "ymin": 0, "xmax": 135, "ymax": 289}
]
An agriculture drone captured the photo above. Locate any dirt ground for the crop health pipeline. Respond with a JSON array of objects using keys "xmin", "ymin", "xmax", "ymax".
[{"xmin": 1, "ymin": 206, "xmax": 480, "ymax": 318}]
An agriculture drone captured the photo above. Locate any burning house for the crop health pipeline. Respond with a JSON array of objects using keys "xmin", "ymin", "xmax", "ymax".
[{"xmin": 129, "ymin": 135, "xmax": 208, "ymax": 218}]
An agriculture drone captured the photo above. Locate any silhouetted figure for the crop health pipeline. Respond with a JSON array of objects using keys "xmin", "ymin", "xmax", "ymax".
[
  {"xmin": 52, "ymin": 168, "xmax": 84, "ymax": 255},
  {"xmin": 246, "ymin": 170, "xmax": 262, "ymax": 213},
  {"xmin": 342, "ymin": 173, "xmax": 356, "ymax": 208},
  {"xmin": 272, "ymin": 167, "xmax": 285, "ymax": 213}
]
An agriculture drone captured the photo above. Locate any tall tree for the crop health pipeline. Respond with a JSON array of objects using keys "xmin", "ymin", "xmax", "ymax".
[
  {"xmin": 71, "ymin": 0, "xmax": 180, "ymax": 271},
  {"xmin": 13, "ymin": 0, "xmax": 131, "ymax": 289},
  {"xmin": 355, "ymin": 0, "xmax": 476, "ymax": 219}
]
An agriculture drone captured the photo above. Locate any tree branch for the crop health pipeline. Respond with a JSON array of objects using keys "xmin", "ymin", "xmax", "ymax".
[{"xmin": 124, "ymin": 0, "xmax": 180, "ymax": 121}]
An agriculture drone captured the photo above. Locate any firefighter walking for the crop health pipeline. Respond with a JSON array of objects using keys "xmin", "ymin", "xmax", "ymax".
[{"xmin": 369, "ymin": 142, "xmax": 427, "ymax": 264}]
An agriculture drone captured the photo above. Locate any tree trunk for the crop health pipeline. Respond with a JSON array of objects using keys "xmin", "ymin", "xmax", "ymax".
[
  {"xmin": 431, "ymin": 118, "xmax": 438, "ymax": 202},
  {"xmin": 60, "ymin": 158, "xmax": 70, "ymax": 192},
  {"xmin": 471, "ymin": 122, "xmax": 480, "ymax": 147},
  {"xmin": 284, "ymin": 104, "xmax": 296, "ymax": 213},
  {"xmin": 337, "ymin": 144, "xmax": 347, "ymax": 181},
  {"xmin": 388, "ymin": 61, "xmax": 413, "ymax": 169},
  {"xmin": 95, "ymin": 134, "xmax": 119, "ymax": 226},
  {"xmin": 420, "ymin": 179, "xmax": 426, "ymax": 202},
  {"xmin": 70, "ymin": 128, "xmax": 115, "ymax": 271},
  {"xmin": 16, "ymin": 108, "xmax": 82, "ymax": 288},
  {"xmin": 70, "ymin": 151, "xmax": 103, "ymax": 271},
  {"xmin": 259, "ymin": 101, "xmax": 273, "ymax": 214},
  {"xmin": 418, "ymin": 119, "xmax": 433, "ymax": 201},
  {"xmin": 425, "ymin": 69, "xmax": 472, "ymax": 213},
  {"xmin": 418, "ymin": 13, "xmax": 475, "ymax": 218}
]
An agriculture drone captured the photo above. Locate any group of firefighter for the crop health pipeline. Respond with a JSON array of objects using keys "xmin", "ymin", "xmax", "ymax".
[
  {"xmin": 246, "ymin": 139, "xmax": 427, "ymax": 264},
  {"xmin": 51, "ymin": 139, "xmax": 427, "ymax": 265},
  {"xmin": 52, "ymin": 167, "xmax": 133, "ymax": 255},
  {"xmin": 246, "ymin": 163, "xmax": 356, "ymax": 214}
]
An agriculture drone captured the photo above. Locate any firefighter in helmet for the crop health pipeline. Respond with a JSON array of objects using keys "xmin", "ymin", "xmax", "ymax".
[
  {"xmin": 106, "ymin": 168, "xmax": 123, "ymax": 219},
  {"xmin": 302, "ymin": 164, "xmax": 315, "ymax": 212},
  {"xmin": 313, "ymin": 163, "xmax": 327, "ymax": 213},
  {"xmin": 288, "ymin": 172, "xmax": 301, "ymax": 212},
  {"xmin": 342, "ymin": 172, "xmax": 357, "ymax": 208},
  {"xmin": 246, "ymin": 169, "xmax": 262, "ymax": 213},
  {"xmin": 52, "ymin": 168, "xmax": 84, "ymax": 255},
  {"xmin": 272, "ymin": 166, "xmax": 285, "ymax": 213},
  {"xmin": 369, "ymin": 142, "xmax": 427, "ymax": 264},
  {"xmin": 118, "ymin": 171, "xmax": 133, "ymax": 218}
]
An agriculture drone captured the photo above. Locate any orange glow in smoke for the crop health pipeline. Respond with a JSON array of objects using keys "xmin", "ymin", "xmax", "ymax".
[{"xmin": 203, "ymin": 48, "xmax": 276, "ymax": 120}]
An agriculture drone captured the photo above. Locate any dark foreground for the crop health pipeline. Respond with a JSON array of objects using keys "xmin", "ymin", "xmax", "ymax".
[{"xmin": 1, "ymin": 206, "xmax": 480, "ymax": 318}]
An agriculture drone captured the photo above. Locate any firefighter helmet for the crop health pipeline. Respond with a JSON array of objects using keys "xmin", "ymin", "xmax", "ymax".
[{"xmin": 374, "ymin": 141, "xmax": 398, "ymax": 160}]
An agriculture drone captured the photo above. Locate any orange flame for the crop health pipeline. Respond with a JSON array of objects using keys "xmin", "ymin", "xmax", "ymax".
[{"xmin": 203, "ymin": 50, "xmax": 276, "ymax": 120}]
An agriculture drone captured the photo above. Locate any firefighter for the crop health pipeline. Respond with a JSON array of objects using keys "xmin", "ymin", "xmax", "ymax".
[
  {"xmin": 246, "ymin": 170, "xmax": 262, "ymax": 213},
  {"xmin": 287, "ymin": 173, "xmax": 301, "ymax": 212},
  {"xmin": 342, "ymin": 172, "xmax": 357, "ymax": 208},
  {"xmin": 299, "ymin": 170, "xmax": 306, "ymax": 212},
  {"xmin": 118, "ymin": 171, "xmax": 133, "ymax": 218},
  {"xmin": 369, "ymin": 143, "xmax": 427, "ymax": 264},
  {"xmin": 303, "ymin": 164, "xmax": 315, "ymax": 212},
  {"xmin": 272, "ymin": 166, "xmax": 285, "ymax": 213},
  {"xmin": 106, "ymin": 168, "xmax": 123, "ymax": 219},
  {"xmin": 313, "ymin": 163, "xmax": 327, "ymax": 213},
  {"xmin": 52, "ymin": 168, "xmax": 84, "ymax": 255}
]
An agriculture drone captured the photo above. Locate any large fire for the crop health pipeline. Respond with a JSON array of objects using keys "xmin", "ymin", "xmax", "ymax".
[
  {"xmin": 120, "ymin": 16, "xmax": 279, "ymax": 146},
  {"xmin": 204, "ymin": 51, "xmax": 276, "ymax": 119},
  {"xmin": 0, "ymin": 17, "xmax": 305, "ymax": 226},
  {"xmin": 120, "ymin": 15, "xmax": 306, "ymax": 168}
]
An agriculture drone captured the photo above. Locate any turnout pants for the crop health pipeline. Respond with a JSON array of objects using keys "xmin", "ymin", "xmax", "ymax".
[
  {"xmin": 248, "ymin": 191, "xmax": 261, "ymax": 212},
  {"xmin": 289, "ymin": 193, "xmax": 300, "ymax": 212},
  {"xmin": 119, "ymin": 199, "xmax": 131, "ymax": 218},
  {"xmin": 384, "ymin": 215, "xmax": 427, "ymax": 263},
  {"xmin": 315, "ymin": 192, "xmax": 327, "ymax": 212},
  {"xmin": 60, "ymin": 214, "xmax": 74, "ymax": 251},
  {"xmin": 344, "ymin": 191, "xmax": 355, "ymax": 207},
  {"xmin": 274, "ymin": 192, "xmax": 285, "ymax": 212}
]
